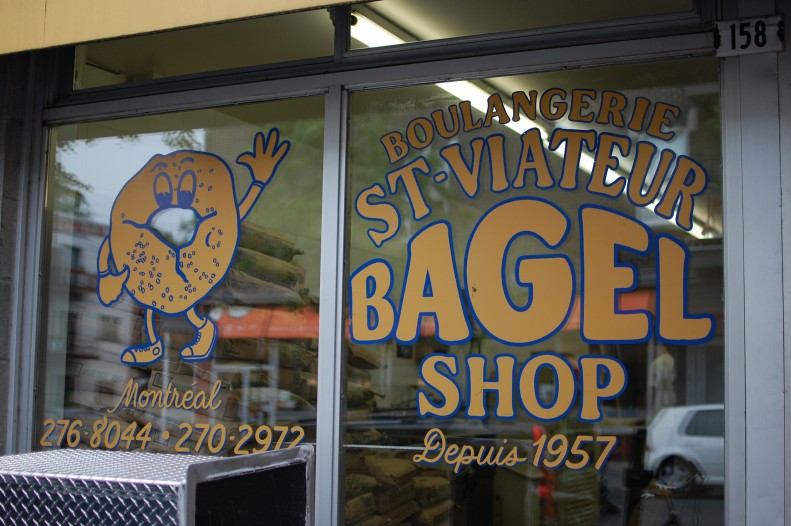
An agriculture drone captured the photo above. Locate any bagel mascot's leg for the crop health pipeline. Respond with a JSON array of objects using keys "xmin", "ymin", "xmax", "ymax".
[
  {"xmin": 120, "ymin": 308, "xmax": 165, "ymax": 366},
  {"xmin": 180, "ymin": 308, "xmax": 217, "ymax": 362},
  {"xmin": 96, "ymin": 236, "xmax": 129, "ymax": 307}
]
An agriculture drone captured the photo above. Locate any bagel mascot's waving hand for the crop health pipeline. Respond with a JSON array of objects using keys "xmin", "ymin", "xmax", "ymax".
[{"xmin": 96, "ymin": 129, "xmax": 290, "ymax": 366}]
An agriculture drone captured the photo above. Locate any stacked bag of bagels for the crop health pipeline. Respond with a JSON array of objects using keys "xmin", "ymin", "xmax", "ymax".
[{"xmin": 204, "ymin": 221, "xmax": 318, "ymax": 444}]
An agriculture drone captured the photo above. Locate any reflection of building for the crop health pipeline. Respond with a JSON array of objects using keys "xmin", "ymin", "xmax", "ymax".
[
  {"xmin": 0, "ymin": 1, "xmax": 788, "ymax": 525},
  {"xmin": 48, "ymin": 209, "xmax": 320, "ymax": 450}
]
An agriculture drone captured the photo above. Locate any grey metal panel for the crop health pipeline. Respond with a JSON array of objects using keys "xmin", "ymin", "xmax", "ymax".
[
  {"xmin": 0, "ymin": 449, "xmax": 205, "ymax": 483},
  {"xmin": 0, "ymin": 447, "xmax": 315, "ymax": 526},
  {"xmin": 0, "ymin": 450, "xmax": 196, "ymax": 525},
  {"xmin": 0, "ymin": 474, "xmax": 180, "ymax": 525}
]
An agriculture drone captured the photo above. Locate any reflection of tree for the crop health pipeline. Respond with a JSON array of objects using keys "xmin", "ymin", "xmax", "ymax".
[
  {"xmin": 53, "ymin": 160, "xmax": 92, "ymax": 217},
  {"xmin": 53, "ymin": 133, "xmax": 145, "ymax": 218},
  {"xmin": 53, "ymin": 131, "xmax": 204, "ymax": 221},
  {"xmin": 163, "ymin": 130, "xmax": 202, "ymax": 151},
  {"xmin": 201, "ymin": 114, "xmax": 326, "ymax": 296},
  {"xmin": 212, "ymin": 118, "xmax": 326, "ymax": 233}
]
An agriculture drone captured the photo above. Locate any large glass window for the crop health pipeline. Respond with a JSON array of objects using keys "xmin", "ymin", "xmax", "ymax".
[
  {"xmin": 40, "ymin": 97, "xmax": 324, "ymax": 455},
  {"xmin": 344, "ymin": 58, "xmax": 723, "ymax": 525},
  {"xmin": 74, "ymin": 10, "xmax": 335, "ymax": 90},
  {"xmin": 73, "ymin": 0, "xmax": 701, "ymax": 91},
  {"xmin": 351, "ymin": 0, "xmax": 695, "ymax": 49}
]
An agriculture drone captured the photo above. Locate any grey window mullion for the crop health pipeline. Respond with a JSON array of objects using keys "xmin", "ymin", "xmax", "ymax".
[{"xmin": 315, "ymin": 84, "xmax": 348, "ymax": 526}]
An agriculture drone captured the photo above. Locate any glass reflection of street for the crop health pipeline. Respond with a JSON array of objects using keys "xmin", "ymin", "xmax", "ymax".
[{"xmin": 600, "ymin": 460, "xmax": 724, "ymax": 526}]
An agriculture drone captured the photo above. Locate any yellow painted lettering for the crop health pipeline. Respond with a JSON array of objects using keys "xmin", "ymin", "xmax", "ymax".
[
  {"xmin": 511, "ymin": 90, "xmax": 538, "ymax": 122},
  {"xmin": 406, "ymin": 117, "xmax": 434, "ymax": 149},
  {"xmin": 487, "ymin": 134, "xmax": 509, "ymax": 193},
  {"xmin": 539, "ymin": 88, "xmax": 567, "ymax": 121},
  {"xmin": 417, "ymin": 355, "xmax": 461, "ymax": 417},
  {"xmin": 484, "ymin": 93, "xmax": 511, "ymax": 127},
  {"xmin": 519, "ymin": 354, "xmax": 576, "ymax": 420},
  {"xmin": 596, "ymin": 91, "xmax": 627, "ymax": 127},
  {"xmin": 355, "ymin": 183, "xmax": 400, "ymax": 247},
  {"xmin": 654, "ymin": 156, "xmax": 707, "ymax": 231},
  {"xmin": 350, "ymin": 260, "xmax": 395, "ymax": 342},
  {"xmin": 627, "ymin": 142, "xmax": 675, "ymax": 206},
  {"xmin": 627, "ymin": 96, "xmax": 651, "ymax": 132},
  {"xmin": 549, "ymin": 129, "xmax": 596, "ymax": 190},
  {"xmin": 440, "ymin": 139, "xmax": 485, "ymax": 198},
  {"xmin": 569, "ymin": 89, "xmax": 596, "ymax": 123},
  {"xmin": 380, "ymin": 131, "xmax": 409, "ymax": 163},
  {"xmin": 579, "ymin": 357, "xmax": 627, "ymax": 421},
  {"xmin": 466, "ymin": 355, "xmax": 516, "ymax": 418},
  {"xmin": 396, "ymin": 222, "xmax": 471, "ymax": 343},
  {"xmin": 386, "ymin": 157, "xmax": 432, "ymax": 220},
  {"xmin": 587, "ymin": 133, "xmax": 630, "ymax": 198},
  {"xmin": 460, "ymin": 100, "xmax": 483, "ymax": 132},
  {"xmin": 657, "ymin": 235, "xmax": 714, "ymax": 342},
  {"xmin": 431, "ymin": 106, "xmax": 460, "ymax": 139},
  {"xmin": 646, "ymin": 102, "xmax": 681, "ymax": 140},
  {"xmin": 512, "ymin": 129, "xmax": 554, "ymax": 189},
  {"xmin": 466, "ymin": 199, "xmax": 573, "ymax": 344},
  {"xmin": 581, "ymin": 206, "xmax": 650, "ymax": 342}
]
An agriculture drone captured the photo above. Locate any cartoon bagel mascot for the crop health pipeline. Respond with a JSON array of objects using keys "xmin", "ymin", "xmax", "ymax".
[{"xmin": 96, "ymin": 129, "xmax": 290, "ymax": 366}]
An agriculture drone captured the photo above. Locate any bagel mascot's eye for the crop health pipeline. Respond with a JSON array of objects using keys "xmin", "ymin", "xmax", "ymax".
[
  {"xmin": 154, "ymin": 172, "xmax": 173, "ymax": 209},
  {"xmin": 178, "ymin": 170, "xmax": 197, "ymax": 209}
]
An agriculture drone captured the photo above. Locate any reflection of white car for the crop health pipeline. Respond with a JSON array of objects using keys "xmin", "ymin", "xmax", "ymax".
[{"xmin": 645, "ymin": 404, "xmax": 724, "ymax": 487}]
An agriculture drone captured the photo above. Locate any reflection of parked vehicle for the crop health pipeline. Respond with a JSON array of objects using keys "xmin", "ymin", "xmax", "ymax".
[{"xmin": 645, "ymin": 404, "xmax": 724, "ymax": 487}]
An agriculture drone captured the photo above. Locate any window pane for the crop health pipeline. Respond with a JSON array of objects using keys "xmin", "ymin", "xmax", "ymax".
[
  {"xmin": 351, "ymin": 0, "xmax": 695, "ymax": 49},
  {"xmin": 41, "ymin": 97, "xmax": 323, "ymax": 455},
  {"xmin": 74, "ymin": 10, "xmax": 334, "ymax": 89},
  {"xmin": 344, "ymin": 58, "xmax": 722, "ymax": 525},
  {"xmin": 686, "ymin": 409, "xmax": 724, "ymax": 437}
]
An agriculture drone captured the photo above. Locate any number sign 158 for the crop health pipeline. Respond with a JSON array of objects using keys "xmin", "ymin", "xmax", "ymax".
[{"xmin": 717, "ymin": 16, "xmax": 783, "ymax": 57}]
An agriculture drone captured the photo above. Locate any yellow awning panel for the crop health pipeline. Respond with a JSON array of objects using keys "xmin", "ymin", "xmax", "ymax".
[{"xmin": 0, "ymin": 0, "xmax": 351, "ymax": 55}]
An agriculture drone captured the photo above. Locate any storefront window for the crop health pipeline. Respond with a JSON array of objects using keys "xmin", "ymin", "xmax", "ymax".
[
  {"xmin": 344, "ymin": 58, "xmax": 723, "ymax": 525},
  {"xmin": 40, "ymin": 97, "xmax": 324, "ymax": 455},
  {"xmin": 351, "ymin": 0, "xmax": 695, "ymax": 49},
  {"xmin": 74, "ymin": 10, "xmax": 335, "ymax": 90}
]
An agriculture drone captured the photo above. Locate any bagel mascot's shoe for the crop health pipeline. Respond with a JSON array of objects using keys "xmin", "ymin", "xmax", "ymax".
[
  {"xmin": 120, "ymin": 339, "xmax": 165, "ymax": 366},
  {"xmin": 180, "ymin": 318, "xmax": 217, "ymax": 362}
]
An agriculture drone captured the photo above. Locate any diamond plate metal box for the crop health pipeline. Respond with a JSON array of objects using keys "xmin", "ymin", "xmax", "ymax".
[{"xmin": 0, "ymin": 446, "xmax": 314, "ymax": 526}]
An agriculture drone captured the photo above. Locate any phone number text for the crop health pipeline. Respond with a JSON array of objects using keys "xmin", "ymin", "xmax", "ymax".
[{"xmin": 39, "ymin": 417, "xmax": 305, "ymax": 455}]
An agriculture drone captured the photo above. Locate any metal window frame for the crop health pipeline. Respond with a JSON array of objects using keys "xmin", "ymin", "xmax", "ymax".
[
  {"xmin": 6, "ymin": 50, "xmax": 54, "ymax": 457},
  {"xmin": 719, "ymin": 1, "xmax": 788, "ymax": 525},
  {"xmin": 12, "ymin": 1, "xmax": 768, "ymax": 525},
  {"xmin": 316, "ymin": 85, "xmax": 349, "ymax": 525},
  {"xmin": 42, "ymin": 31, "xmax": 715, "ymax": 125},
  {"xmin": 721, "ymin": 51, "xmax": 784, "ymax": 526}
]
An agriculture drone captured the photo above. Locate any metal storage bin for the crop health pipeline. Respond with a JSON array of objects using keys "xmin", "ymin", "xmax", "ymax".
[{"xmin": 0, "ymin": 446, "xmax": 314, "ymax": 525}]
